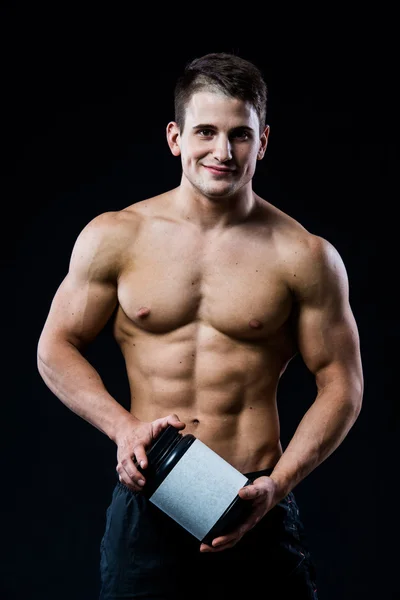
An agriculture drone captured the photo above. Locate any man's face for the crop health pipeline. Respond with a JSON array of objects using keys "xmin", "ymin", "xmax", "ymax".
[{"xmin": 169, "ymin": 91, "xmax": 268, "ymax": 199}]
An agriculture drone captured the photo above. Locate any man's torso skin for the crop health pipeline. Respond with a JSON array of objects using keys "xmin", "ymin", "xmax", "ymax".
[{"xmin": 107, "ymin": 189, "xmax": 309, "ymax": 474}]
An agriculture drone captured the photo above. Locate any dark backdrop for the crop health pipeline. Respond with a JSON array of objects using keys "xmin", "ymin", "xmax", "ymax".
[{"xmin": 1, "ymin": 7, "xmax": 396, "ymax": 600}]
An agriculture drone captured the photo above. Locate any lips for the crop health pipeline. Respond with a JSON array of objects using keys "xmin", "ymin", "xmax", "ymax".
[{"xmin": 203, "ymin": 165, "xmax": 234, "ymax": 174}]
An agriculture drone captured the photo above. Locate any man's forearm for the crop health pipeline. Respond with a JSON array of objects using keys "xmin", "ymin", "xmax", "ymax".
[
  {"xmin": 270, "ymin": 385, "xmax": 362, "ymax": 500},
  {"xmin": 37, "ymin": 340, "xmax": 136, "ymax": 442}
]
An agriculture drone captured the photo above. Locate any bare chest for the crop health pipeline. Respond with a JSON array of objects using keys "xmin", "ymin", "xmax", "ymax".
[{"xmin": 117, "ymin": 229, "xmax": 292, "ymax": 340}]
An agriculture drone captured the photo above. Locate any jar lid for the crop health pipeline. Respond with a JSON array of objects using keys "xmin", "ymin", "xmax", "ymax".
[
  {"xmin": 146, "ymin": 425, "xmax": 182, "ymax": 471},
  {"xmin": 139, "ymin": 425, "xmax": 196, "ymax": 497}
]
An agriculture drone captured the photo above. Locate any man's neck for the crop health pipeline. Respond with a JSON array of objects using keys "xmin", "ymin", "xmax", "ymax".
[{"xmin": 173, "ymin": 180, "xmax": 256, "ymax": 232}]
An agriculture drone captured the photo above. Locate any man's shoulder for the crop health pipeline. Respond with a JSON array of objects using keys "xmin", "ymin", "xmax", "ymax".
[
  {"xmin": 257, "ymin": 199, "xmax": 344, "ymax": 282},
  {"xmin": 82, "ymin": 192, "xmax": 171, "ymax": 238},
  {"xmin": 121, "ymin": 190, "xmax": 174, "ymax": 219},
  {"xmin": 75, "ymin": 192, "xmax": 174, "ymax": 258},
  {"xmin": 71, "ymin": 208, "xmax": 140, "ymax": 267},
  {"xmin": 278, "ymin": 222, "xmax": 339, "ymax": 272},
  {"xmin": 257, "ymin": 199, "xmax": 328, "ymax": 254},
  {"xmin": 277, "ymin": 224, "xmax": 346, "ymax": 293},
  {"xmin": 258, "ymin": 199, "xmax": 312, "ymax": 249}
]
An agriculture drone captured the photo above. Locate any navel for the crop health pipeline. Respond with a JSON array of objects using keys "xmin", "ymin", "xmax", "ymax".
[
  {"xmin": 249, "ymin": 319, "xmax": 263, "ymax": 329},
  {"xmin": 136, "ymin": 306, "xmax": 151, "ymax": 318}
]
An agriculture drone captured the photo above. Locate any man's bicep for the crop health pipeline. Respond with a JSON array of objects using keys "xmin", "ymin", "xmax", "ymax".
[
  {"xmin": 296, "ymin": 301, "xmax": 361, "ymax": 386},
  {"xmin": 294, "ymin": 239, "xmax": 362, "ymax": 388},
  {"xmin": 38, "ymin": 214, "xmax": 120, "ymax": 352},
  {"xmin": 40, "ymin": 273, "xmax": 118, "ymax": 350}
]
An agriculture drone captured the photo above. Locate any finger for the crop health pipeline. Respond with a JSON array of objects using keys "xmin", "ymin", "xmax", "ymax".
[
  {"xmin": 116, "ymin": 466, "xmax": 141, "ymax": 492},
  {"xmin": 153, "ymin": 415, "xmax": 186, "ymax": 438},
  {"xmin": 117, "ymin": 463, "xmax": 143, "ymax": 488},
  {"xmin": 211, "ymin": 530, "xmax": 241, "ymax": 547},
  {"xmin": 199, "ymin": 542, "xmax": 213, "ymax": 552},
  {"xmin": 131, "ymin": 446, "xmax": 148, "ymax": 471},
  {"xmin": 202, "ymin": 524, "xmax": 245, "ymax": 552},
  {"xmin": 166, "ymin": 413, "xmax": 186, "ymax": 428},
  {"xmin": 200, "ymin": 542, "xmax": 224, "ymax": 553},
  {"xmin": 119, "ymin": 470, "xmax": 145, "ymax": 492},
  {"xmin": 120, "ymin": 457, "xmax": 146, "ymax": 489},
  {"xmin": 212, "ymin": 535, "xmax": 231, "ymax": 546},
  {"xmin": 238, "ymin": 484, "xmax": 261, "ymax": 499},
  {"xmin": 200, "ymin": 538, "xmax": 236, "ymax": 553}
]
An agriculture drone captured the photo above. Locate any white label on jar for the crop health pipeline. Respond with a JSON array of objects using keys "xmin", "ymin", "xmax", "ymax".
[{"xmin": 149, "ymin": 438, "xmax": 248, "ymax": 540}]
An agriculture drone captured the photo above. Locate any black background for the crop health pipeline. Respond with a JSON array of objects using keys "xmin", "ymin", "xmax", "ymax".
[{"xmin": 0, "ymin": 6, "xmax": 396, "ymax": 600}]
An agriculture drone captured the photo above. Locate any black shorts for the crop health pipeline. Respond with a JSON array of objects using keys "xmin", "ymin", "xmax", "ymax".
[{"xmin": 99, "ymin": 468, "xmax": 318, "ymax": 599}]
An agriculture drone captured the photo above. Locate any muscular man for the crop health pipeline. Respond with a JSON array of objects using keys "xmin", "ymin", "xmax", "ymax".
[{"xmin": 37, "ymin": 52, "xmax": 363, "ymax": 599}]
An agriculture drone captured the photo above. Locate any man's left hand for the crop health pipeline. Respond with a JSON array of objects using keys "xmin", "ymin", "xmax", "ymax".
[{"xmin": 199, "ymin": 476, "xmax": 279, "ymax": 553}]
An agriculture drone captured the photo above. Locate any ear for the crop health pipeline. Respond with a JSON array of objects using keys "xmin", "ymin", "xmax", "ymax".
[
  {"xmin": 257, "ymin": 125, "xmax": 270, "ymax": 160},
  {"xmin": 166, "ymin": 122, "xmax": 181, "ymax": 156}
]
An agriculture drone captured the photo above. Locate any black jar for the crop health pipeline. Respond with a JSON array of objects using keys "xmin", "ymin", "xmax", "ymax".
[{"xmin": 138, "ymin": 425, "xmax": 253, "ymax": 545}]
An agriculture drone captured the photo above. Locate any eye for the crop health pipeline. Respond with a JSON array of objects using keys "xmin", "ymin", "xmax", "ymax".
[
  {"xmin": 197, "ymin": 128, "xmax": 215, "ymax": 138},
  {"xmin": 231, "ymin": 129, "xmax": 251, "ymax": 141}
]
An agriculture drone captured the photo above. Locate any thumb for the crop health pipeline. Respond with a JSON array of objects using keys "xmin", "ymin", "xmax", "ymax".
[
  {"xmin": 238, "ymin": 484, "xmax": 260, "ymax": 500},
  {"xmin": 166, "ymin": 414, "xmax": 186, "ymax": 429}
]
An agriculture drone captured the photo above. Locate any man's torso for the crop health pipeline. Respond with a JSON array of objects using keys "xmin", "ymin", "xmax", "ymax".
[{"xmin": 109, "ymin": 191, "xmax": 310, "ymax": 472}]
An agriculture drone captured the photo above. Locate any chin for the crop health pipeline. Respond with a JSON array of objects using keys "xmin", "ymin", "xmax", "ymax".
[{"xmin": 198, "ymin": 183, "xmax": 237, "ymax": 199}]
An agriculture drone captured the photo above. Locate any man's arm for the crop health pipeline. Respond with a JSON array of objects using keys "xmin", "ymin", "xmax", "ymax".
[
  {"xmin": 269, "ymin": 234, "xmax": 364, "ymax": 500},
  {"xmin": 37, "ymin": 211, "xmax": 138, "ymax": 442}
]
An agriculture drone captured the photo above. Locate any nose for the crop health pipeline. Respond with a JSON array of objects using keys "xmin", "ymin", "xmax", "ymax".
[{"xmin": 213, "ymin": 135, "xmax": 232, "ymax": 163}]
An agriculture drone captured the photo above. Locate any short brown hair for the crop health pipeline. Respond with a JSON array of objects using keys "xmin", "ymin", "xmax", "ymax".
[{"xmin": 174, "ymin": 52, "xmax": 268, "ymax": 134}]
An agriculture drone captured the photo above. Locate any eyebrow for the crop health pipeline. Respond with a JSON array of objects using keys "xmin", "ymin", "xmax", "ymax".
[{"xmin": 192, "ymin": 124, "xmax": 255, "ymax": 133}]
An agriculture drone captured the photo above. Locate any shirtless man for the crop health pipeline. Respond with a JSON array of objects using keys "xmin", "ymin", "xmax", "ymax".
[{"xmin": 37, "ymin": 52, "xmax": 363, "ymax": 599}]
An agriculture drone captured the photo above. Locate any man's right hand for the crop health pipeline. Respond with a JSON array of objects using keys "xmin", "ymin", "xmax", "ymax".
[{"xmin": 115, "ymin": 414, "xmax": 185, "ymax": 492}]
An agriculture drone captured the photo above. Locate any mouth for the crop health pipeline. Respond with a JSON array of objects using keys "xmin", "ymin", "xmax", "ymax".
[{"xmin": 203, "ymin": 165, "xmax": 235, "ymax": 176}]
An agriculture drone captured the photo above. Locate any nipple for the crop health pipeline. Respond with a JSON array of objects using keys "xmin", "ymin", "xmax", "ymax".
[
  {"xmin": 249, "ymin": 319, "xmax": 263, "ymax": 329},
  {"xmin": 136, "ymin": 306, "xmax": 151, "ymax": 318}
]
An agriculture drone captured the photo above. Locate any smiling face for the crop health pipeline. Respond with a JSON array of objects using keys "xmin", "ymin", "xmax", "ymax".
[{"xmin": 167, "ymin": 91, "xmax": 269, "ymax": 200}]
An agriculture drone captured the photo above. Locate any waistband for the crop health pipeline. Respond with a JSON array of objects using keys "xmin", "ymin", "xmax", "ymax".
[{"xmin": 243, "ymin": 467, "xmax": 273, "ymax": 481}]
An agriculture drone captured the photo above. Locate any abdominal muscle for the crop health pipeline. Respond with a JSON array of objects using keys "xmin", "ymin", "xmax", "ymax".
[{"xmin": 116, "ymin": 320, "xmax": 287, "ymax": 474}]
